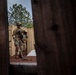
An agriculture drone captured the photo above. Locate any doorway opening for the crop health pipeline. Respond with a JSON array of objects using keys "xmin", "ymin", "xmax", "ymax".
[{"xmin": 7, "ymin": 0, "xmax": 37, "ymax": 74}]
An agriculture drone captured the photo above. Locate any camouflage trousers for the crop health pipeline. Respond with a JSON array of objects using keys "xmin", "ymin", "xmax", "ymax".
[{"xmin": 14, "ymin": 39, "xmax": 26, "ymax": 58}]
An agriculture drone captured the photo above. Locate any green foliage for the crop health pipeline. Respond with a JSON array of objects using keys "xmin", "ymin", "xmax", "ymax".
[{"xmin": 8, "ymin": 3, "xmax": 33, "ymax": 28}]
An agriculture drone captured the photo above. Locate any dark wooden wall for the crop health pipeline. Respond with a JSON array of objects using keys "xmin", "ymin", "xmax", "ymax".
[
  {"xmin": 0, "ymin": 0, "xmax": 76, "ymax": 75},
  {"xmin": 9, "ymin": 65, "xmax": 37, "ymax": 75},
  {"xmin": 0, "ymin": 0, "xmax": 9, "ymax": 75},
  {"xmin": 32, "ymin": 0, "xmax": 76, "ymax": 75}
]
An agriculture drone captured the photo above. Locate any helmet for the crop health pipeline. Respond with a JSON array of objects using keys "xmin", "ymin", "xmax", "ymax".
[{"xmin": 16, "ymin": 22, "xmax": 22, "ymax": 26}]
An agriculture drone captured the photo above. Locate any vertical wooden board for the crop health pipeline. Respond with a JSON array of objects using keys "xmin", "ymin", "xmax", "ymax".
[
  {"xmin": 0, "ymin": 0, "xmax": 9, "ymax": 75},
  {"xmin": 32, "ymin": 0, "xmax": 76, "ymax": 75}
]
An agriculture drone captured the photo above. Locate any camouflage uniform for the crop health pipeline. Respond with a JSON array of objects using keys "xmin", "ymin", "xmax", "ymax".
[{"xmin": 13, "ymin": 23, "xmax": 27, "ymax": 58}]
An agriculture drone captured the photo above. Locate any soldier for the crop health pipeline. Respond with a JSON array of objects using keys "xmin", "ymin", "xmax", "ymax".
[{"xmin": 12, "ymin": 22, "xmax": 27, "ymax": 59}]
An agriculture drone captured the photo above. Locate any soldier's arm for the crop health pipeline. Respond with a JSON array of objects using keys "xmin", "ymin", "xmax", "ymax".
[
  {"xmin": 12, "ymin": 29, "xmax": 16, "ymax": 40},
  {"xmin": 12, "ymin": 30, "xmax": 15, "ymax": 36}
]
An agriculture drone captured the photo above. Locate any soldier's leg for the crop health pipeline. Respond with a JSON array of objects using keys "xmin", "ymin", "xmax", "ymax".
[
  {"xmin": 19, "ymin": 45, "xmax": 24, "ymax": 58},
  {"xmin": 18, "ymin": 41, "xmax": 23, "ymax": 58},
  {"xmin": 23, "ymin": 42, "xmax": 27, "ymax": 55},
  {"xmin": 15, "ymin": 46, "xmax": 19, "ymax": 58}
]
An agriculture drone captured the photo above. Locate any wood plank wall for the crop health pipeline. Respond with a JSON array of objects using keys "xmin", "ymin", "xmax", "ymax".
[
  {"xmin": 0, "ymin": 0, "xmax": 76, "ymax": 75},
  {"xmin": 32, "ymin": 0, "xmax": 76, "ymax": 75},
  {"xmin": 9, "ymin": 25, "xmax": 35, "ymax": 56}
]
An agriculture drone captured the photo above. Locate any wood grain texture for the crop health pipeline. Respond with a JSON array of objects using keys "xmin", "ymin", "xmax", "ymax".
[
  {"xmin": 0, "ymin": 0, "xmax": 76, "ymax": 75},
  {"xmin": 0, "ymin": 0, "xmax": 9, "ymax": 75},
  {"xmin": 32, "ymin": 0, "xmax": 76, "ymax": 75}
]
